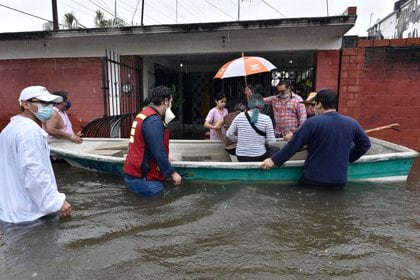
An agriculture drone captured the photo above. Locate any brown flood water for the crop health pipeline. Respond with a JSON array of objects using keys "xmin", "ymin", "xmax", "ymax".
[{"xmin": 1, "ymin": 158, "xmax": 420, "ymax": 279}]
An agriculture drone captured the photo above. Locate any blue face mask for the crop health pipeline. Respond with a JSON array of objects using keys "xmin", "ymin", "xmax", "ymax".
[
  {"xmin": 32, "ymin": 104, "xmax": 53, "ymax": 121},
  {"xmin": 65, "ymin": 100, "xmax": 72, "ymax": 110}
]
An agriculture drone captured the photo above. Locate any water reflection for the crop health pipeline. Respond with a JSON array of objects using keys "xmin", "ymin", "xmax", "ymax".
[{"xmin": 0, "ymin": 159, "xmax": 419, "ymax": 279}]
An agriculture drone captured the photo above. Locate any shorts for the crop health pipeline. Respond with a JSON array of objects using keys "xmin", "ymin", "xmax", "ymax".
[{"xmin": 124, "ymin": 174, "xmax": 164, "ymax": 197}]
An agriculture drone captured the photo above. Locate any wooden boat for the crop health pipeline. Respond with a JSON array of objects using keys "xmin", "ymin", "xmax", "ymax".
[{"xmin": 49, "ymin": 137, "xmax": 418, "ymax": 182}]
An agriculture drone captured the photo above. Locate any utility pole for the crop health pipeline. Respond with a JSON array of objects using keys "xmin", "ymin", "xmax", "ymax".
[
  {"xmin": 141, "ymin": 0, "xmax": 145, "ymax": 26},
  {"xmin": 114, "ymin": 0, "xmax": 117, "ymax": 23},
  {"xmin": 326, "ymin": 0, "xmax": 329, "ymax": 16},
  {"xmin": 237, "ymin": 0, "xmax": 240, "ymax": 21},
  {"xmin": 52, "ymin": 0, "xmax": 59, "ymax": 30}
]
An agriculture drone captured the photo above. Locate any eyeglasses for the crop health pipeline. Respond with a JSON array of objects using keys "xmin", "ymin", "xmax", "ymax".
[{"xmin": 27, "ymin": 99, "xmax": 53, "ymax": 107}]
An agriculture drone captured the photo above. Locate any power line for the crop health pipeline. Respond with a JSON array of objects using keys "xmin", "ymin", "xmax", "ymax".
[
  {"xmin": 260, "ymin": 0, "xmax": 286, "ymax": 18},
  {"xmin": 204, "ymin": 0, "xmax": 235, "ymax": 20},
  {"xmin": 60, "ymin": 0, "xmax": 96, "ymax": 18},
  {"xmin": 86, "ymin": 0, "xmax": 115, "ymax": 18},
  {"xmin": 0, "ymin": 3, "xmax": 53, "ymax": 23},
  {"xmin": 178, "ymin": 1, "xmax": 201, "ymax": 22},
  {"xmin": 131, "ymin": 0, "xmax": 141, "ymax": 24}
]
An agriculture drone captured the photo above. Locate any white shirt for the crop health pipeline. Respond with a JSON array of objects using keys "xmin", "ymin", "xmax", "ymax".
[
  {"xmin": 0, "ymin": 115, "xmax": 65, "ymax": 223},
  {"xmin": 226, "ymin": 111, "xmax": 276, "ymax": 157}
]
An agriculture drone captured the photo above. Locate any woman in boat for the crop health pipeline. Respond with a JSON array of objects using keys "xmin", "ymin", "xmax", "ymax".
[
  {"xmin": 226, "ymin": 94, "xmax": 278, "ymax": 162},
  {"xmin": 204, "ymin": 91, "xmax": 228, "ymax": 140}
]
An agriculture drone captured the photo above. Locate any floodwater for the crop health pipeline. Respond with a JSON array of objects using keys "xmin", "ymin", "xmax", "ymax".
[{"xmin": 1, "ymin": 159, "xmax": 420, "ymax": 280}]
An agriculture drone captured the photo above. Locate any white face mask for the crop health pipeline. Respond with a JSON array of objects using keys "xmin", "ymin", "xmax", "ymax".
[{"xmin": 164, "ymin": 107, "xmax": 176, "ymax": 124}]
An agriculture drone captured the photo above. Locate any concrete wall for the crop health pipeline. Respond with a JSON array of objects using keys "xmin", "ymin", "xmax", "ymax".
[{"xmin": 339, "ymin": 38, "xmax": 420, "ymax": 151}]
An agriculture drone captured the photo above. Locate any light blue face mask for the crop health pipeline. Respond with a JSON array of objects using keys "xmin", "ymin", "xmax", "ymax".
[{"xmin": 32, "ymin": 104, "xmax": 53, "ymax": 121}]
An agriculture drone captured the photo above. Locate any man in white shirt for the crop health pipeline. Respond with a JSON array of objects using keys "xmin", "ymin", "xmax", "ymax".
[{"xmin": 0, "ymin": 86, "xmax": 72, "ymax": 223}]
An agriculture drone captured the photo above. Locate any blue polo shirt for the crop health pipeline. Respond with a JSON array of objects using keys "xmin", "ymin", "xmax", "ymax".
[{"xmin": 271, "ymin": 111, "xmax": 371, "ymax": 185}]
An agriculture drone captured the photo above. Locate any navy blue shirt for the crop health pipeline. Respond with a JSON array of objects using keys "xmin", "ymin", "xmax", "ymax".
[
  {"xmin": 271, "ymin": 111, "xmax": 371, "ymax": 184},
  {"xmin": 142, "ymin": 115, "xmax": 175, "ymax": 177}
]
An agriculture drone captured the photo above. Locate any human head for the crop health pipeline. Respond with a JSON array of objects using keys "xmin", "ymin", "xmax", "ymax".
[
  {"xmin": 233, "ymin": 102, "xmax": 247, "ymax": 112},
  {"xmin": 275, "ymin": 81, "xmax": 289, "ymax": 98},
  {"xmin": 214, "ymin": 91, "xmax": 227, "ymax": 109},
  {"xmin": 300, "ymin": 92, "xmax": 317, "ymax": 116},
  {"xmin": 150, "ymin": 85, "xmax": 172, "ymax": 107},
  {"xmin": 247, "ymin": 94, "xmax": 264, "ymax": 110},
  {"xmin": 19, "ymin": 86, "xmax": 62, "ymax": 104},
  {"xmin": 52, "ymin": 91, "xmax": 71, "ymax": 111},
  {"xmin": 248, "ymin": 94, "xmax": 264, "ymax": 123},
  {"xmin": 18, "ymin": 86, "xmax": 62, "ymax": 121},
  {"xmin": 314, "ymin": 88, "xmax": 337, "ymax": 112}
]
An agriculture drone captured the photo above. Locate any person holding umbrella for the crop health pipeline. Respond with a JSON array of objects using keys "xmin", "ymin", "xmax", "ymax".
[{"xmin": 245, "ymin": 81, "xmax": 307, "ymax": 141}]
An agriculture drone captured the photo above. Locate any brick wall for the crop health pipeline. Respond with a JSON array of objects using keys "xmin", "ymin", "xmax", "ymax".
[
  {"xmin": 339, "ymin": 38, "xmax": 420, "ymax": 151},
  {"xmin": 0, "ymin": 57, "xmax": 103, "ymax": 132},
  {"xmin": 315, "ymin": 50, "xmax": 340, "ymax": 92}
]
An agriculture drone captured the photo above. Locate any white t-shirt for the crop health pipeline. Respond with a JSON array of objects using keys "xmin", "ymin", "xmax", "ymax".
[{"xmin": 0, "ymin": 115, "xmax": 65, "ymax": 223}]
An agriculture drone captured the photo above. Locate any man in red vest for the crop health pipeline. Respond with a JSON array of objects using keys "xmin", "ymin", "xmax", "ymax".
[{"xmin": 123, "ymin": 86, "xmax": 182, "ymax": 196}]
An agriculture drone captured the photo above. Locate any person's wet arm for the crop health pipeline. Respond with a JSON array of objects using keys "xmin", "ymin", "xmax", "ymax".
[{"xmin": 271, "ymin": 122, "xmax": 311, "ymax": 166}]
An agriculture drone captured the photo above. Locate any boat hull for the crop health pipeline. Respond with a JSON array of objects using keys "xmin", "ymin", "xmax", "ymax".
[{"xmin": 55, "ymin": 150, "xmax": 416, "ymax": 182}]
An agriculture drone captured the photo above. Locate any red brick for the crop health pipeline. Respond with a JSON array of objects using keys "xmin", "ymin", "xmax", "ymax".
[
  {"xmin": 406, "ymin": 38, "xmax": 420, "ymax": 46},
  {"xmin": 389, "ymin": 39, "xmax": 407, "ymax": 47},
  {"xmin": 342, "ymin": 48, "xmax": 358, "ymax": 56},
  {"xmin": 373, "ymin": 39, "xmax": 390, "ymax": 47},
  {"xmin": 358, "ymin": 40, "xmax": 373, "ymax": 48}
]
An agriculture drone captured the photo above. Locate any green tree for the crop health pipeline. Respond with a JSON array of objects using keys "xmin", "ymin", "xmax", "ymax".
[
  {"xmin": 95, "ymin": 10, "xmax": 126, "ymax": 28},
  {"xmin": 63, "ymin": 12, "xmax": 79, "ymax": 29}
]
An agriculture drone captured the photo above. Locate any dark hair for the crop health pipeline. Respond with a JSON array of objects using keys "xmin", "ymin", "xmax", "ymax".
[
  {"xmin": 52, "ymin": 91, "xmax": 68, "ymax": 102},
  {"xmin": 233, "ymin": 102, "xmax": 247, "ymax": 112},
  {"xmin": 314, "ymin": 88, "xmax": 337, "ymax": 109},
  {"xmin": 276, "ymin": 81, "xmax": 289, "ymax": 88},
  {"xmin": 214, "ymin": 91, "xmax": 226, "ymax": 101},
  {"xmin": 150, "ymin": 85, "xmax": 172, "ymax": 105}
]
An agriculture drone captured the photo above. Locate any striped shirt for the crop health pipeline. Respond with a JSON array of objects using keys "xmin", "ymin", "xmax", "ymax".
[
  {"xmin": 264, "ymin": 93, "xmax": 307, "ymax": 136},
  {"xmin": 226, "ymin": 111, "xmax": 276, "ymax": 157}
]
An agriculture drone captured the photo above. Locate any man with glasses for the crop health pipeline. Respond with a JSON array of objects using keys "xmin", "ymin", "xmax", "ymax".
[{"xmin": 0, "ymin": 86, "xmax": 72, "ymax": 223}]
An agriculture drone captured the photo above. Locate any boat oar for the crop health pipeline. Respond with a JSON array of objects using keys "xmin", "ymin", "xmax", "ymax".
[
  {"xmin": 365, "ymin": 123, "xmax": 400, "ymax": 134},
  {"xmin": 297, "ymin": 123, "xmax": 400, "ymax": 152}
]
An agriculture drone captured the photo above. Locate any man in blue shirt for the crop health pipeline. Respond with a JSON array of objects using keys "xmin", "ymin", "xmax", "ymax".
[{"xmin": 261, "ymin": 89, "xmax": 371, "ymax": 188}]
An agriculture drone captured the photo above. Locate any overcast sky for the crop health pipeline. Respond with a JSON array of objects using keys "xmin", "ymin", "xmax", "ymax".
[{"xmin": 0, "ymin": 0, "xmax": 396, "ymax": 35}]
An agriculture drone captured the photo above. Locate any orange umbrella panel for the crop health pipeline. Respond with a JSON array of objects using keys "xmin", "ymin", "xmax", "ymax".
[{"xmin": 214, "ymin": 56, "xmax": 277, "ymax": 79}]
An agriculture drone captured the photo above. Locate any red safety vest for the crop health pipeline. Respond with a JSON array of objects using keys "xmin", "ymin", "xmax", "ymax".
[{"xmin": 123, "ymin": 106, "xmax": 170, "ymax": 181}]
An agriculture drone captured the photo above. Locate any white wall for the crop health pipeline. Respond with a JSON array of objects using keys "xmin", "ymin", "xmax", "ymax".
[{"xmin": 0, "ymin": 25, "xmax": 347, "ymax": 60}]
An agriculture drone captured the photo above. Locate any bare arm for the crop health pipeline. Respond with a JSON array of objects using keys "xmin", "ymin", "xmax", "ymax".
[{"xmin": 44, "ymin": 111, "xmax": 82, "ymax": 143}]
